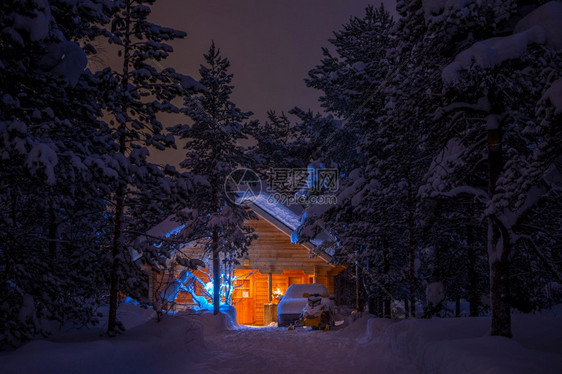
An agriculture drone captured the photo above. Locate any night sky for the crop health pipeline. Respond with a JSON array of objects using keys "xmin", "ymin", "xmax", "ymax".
[{"xmin": 149, "ymin": 0, "xmax": 393, "ymax": 122}]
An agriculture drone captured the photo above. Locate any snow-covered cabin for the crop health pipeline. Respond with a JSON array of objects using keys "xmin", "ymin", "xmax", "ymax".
[{"xmin": 144, "ymin": 190, "xmax": 345, "ymax": 326}]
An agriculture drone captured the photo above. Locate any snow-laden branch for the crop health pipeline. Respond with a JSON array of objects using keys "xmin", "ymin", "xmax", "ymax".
[
  {"xmin": 432, "ymin": 96, "xmax": 490, "ymax": 120},
  {"xmin": 519, "ymin": 235, "xmax": 562, "ymax": 284},
  {"xmin": 501, "ymin": 185, "xmax": 547, "ymax": 230},
  {"xmin": 439, "ymin": 185, "xmax": 488, "ymax": 202},
  {"xmin": 541, "ymin": 78, "xmax": 562, "ymax": 114},
  {"xmin": 495, "ymin": 159, "xmax": 559, "ymax": 231},
  {"xmin": 442, "ymin": 26, "xmax": 546, "ymax": 83},
  {"xmin": 442, "ymin": 2, "xmax": 562, "ymax": 83}
]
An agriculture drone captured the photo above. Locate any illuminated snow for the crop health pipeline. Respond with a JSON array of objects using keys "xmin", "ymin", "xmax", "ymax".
[
  {"xmin": 1, "ymin": 304, "xmax": 561, "ymax": 373},
  {"xmin": 241, "ymin": 191, "xmax": 301, "ymax": 230}
]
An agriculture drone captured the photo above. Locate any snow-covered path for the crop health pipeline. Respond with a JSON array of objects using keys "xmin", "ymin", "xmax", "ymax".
[
  {"xmin": 195, "ymin": 322, "xmax": 416, "ymax": 374},
  {"xmin": 1, "ymin": 305, "xmax": 561, "ymax": 374}
]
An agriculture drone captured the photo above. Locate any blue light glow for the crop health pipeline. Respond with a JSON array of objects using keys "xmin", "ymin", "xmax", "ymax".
[
  {"xmin": 205, "ymin": 281, "xmax": 214, "ymax": 295},
  {"xmin": 165, "ymin": 224, "xmax": 186, "ymax": 238},
  {"xmin": 291, "ymin": 231, "xmax": 298, "ymax": 244}
]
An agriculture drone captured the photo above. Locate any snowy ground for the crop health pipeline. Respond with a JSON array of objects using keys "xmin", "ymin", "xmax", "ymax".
[
  {"xmin": 1, "ymin": 304, "xmax": 561, "ymax": 373},
  {"xmin": 196, "ymin": 318, "xmax": 415, "ymax": 373}
]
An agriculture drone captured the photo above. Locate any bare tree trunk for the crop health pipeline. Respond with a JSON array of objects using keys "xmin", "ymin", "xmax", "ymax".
[
  {"xmin": 375, "ymin": 297, "xmax": 381, "ymax": 317},
  {"xmin": 210, "ymin": 171, "xmax": 221, "ymax": 315},
  {"xmin": 108, "ymin": 183, "xmax": 124, "ymax": 336},
  {"xmin": 490, "ymin": 252, "xmax": 511, "ymax": 336},
  {"xmin": 488, "ymin": 125, "xmax": 512, "ymax": 337},
  {"xmin": 467, "ymin": 225, "xmax": 480, "ymax": 317},
  {"xmin": 355, "ymin": 255, "xmax": 363, "ymax": 312},
  {"xmin": 384, "ymin": 298, "xmax": 391, "ymax": 318},
  {"xmin": 383, "ymin": 238, "xmax": 391, "ymax": 318},
  {"xmin": 224, "ymin": 259, "xmax": 233, "ymax": 305},
  {"xmin": 48, "ymin": 208, "xmax": 57, "ymax": 259},
  {"xmin": 212, "ymin": 229, "xmax": 220, "ymax": 315},
  {"xmin": 408, "ymin": 182, "xmax": 416, "ymax": 318},
  {"xmin": 108, "ymin": 0, "xmax": 131, "ymax": 331},
  {"xmin": 455, "ymin": 296, "xmax": 461, "ymax": 317}
]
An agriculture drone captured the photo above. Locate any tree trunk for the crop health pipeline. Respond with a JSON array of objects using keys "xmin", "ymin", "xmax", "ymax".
[
  {"xmin": 455, "ymin": 296, "xmax": 461, "ymax": 318},
  {"xmin": 108, "ymin": 183, "xmax": 124, "ymax": 336},
  {"xmin": 355, "ymin": 256, "xmax": 363, "ymax": 312},
  {"xmin": 382, "ymin": 239, "xmax": 391, "ymax": 318},
  {"xmin": 488, "ymin": 125, "xmax": 511, "ymax": 337},
  {"xmin": 384, "ymin": 298, "xmax": 391, "ymax": 318},
  {"xmin": 490, "ymin": 256, "xmax": 511, "ymax": 337},
  {"xmin": 212, "ymin": 229, "xmax": 220, "ymax": 315},
  {"xmin": 408, "ymin": 182, "xmax": 416, "ymax": 318},
  {"xmin": 48, "ymin": 208, "xmax": 57, "ymax": 259},
  {"xmin": 108, "ymin": 0, "xmax": 133, "ymax": 336},
  {"xmin": 467, "ymin": 225, "xmax": 479, "ymax": 317},
  {"xmin": 488, "ymin": 216, "xmax": 512, "ymax": 337}
]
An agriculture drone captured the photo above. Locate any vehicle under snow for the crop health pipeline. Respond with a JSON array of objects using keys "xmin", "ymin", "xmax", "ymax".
[{"xmin": 277, "ymin": 284, "xmax": 334, "ymax": 327}]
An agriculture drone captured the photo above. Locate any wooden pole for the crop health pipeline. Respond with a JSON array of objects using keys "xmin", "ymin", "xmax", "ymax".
[
  {"xmin": 268, "ymin": 272, "xmax": 272, "ymax": 302},
  {"xmin": 313, "ymin": 265, "xmax": 318, "ymax": 283},
  {"xmin": 355, "ymin": 252, "xmax": 362, "ymax": 312}
]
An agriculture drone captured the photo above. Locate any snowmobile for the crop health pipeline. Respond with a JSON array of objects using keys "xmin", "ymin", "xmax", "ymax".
[{"xmin": 289, "ymin": 292, "xmax": 335, "ymax": 331}]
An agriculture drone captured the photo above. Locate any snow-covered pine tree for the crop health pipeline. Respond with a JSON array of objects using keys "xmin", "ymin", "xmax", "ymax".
[
  {"xmin": 0, "ymin": 0, "xmax": 117, "ymax": 348},
  {"xmin": 170, "ymin": 42, "xmax": 256, "ymax": 315},
  {"xmin": 247, "ymin": 110, "xmax": 305, "ymax": 175},
  {"xmin": 425, "ymin": 1, "xmax": 562, "ymax": 336},
  {"xmin": 381, "ymin": 0, "xmax": 522, "ymax": 319},
  {"xmin": 301, "ymin": 4, "xmax": 395, "ymax": 175},
  {"xmin": 95, "ymin": 0, "xmax": 202, "ymax": 336},
  {"xmin": 307, "ymin": 4, "xmax": 394, "ymax": 119},
  {"xmin": 399, "ymin": 0, "xmax": 510, "ymax": 319},
  {"xmin": 294, "ymin": 4, "xmax": 409, "ymax": 315},
  {"xmin": 371, "ymin": 0, "xmax": 458, "ymax": 319},
  {"xmin": 417, "ymin": 196, "xmax": 488, "ymax": 317},
  {"xmin": 508, "ymin": 194, "xmax": 562, "ymax": 312}
]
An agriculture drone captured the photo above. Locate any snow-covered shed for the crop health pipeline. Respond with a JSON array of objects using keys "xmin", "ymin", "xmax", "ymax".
[{"xmin": 144, "ymin": 191, "xmax": 345, "ymax": 326}]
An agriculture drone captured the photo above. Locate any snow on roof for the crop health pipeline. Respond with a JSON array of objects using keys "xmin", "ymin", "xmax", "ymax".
[
  {"xmin": 145, "ymin": 212, "xmax": 187, "ymax": 239},
  {"xmin": 135, "ymin": 188, "xmax": 334, "ymax": 263},
  {"xmin": 236, "ymin": 189, "xmax": 337, "ymax": 259},
  {"xmin": 244, "ymin": 190, "xmax": 302, "ymax": 231},
  {"xmin": 131, "ymin": 210, "xmax": 189, "ymax": 262},
  {"xmin": 240, "ymin": 189, "xmax": 336, "ymax": 250}
]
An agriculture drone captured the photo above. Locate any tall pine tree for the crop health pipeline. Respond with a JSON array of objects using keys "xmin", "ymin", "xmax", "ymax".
[
  {"xmin": 171, "ymin": 42, "xmax": 256, "ymax": 315},
  {"xmin": 0, "ymin": 0, "xmax": 116, "ymax": 347},
  {"xmin": 97, "ymin": 0, "xmax": 200, "ymax": 336}
]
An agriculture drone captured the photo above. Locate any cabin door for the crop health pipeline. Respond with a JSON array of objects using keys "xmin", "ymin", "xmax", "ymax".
[{"xmin": 233, "ymin": 279, "xmax": 254, "ymax": 325}]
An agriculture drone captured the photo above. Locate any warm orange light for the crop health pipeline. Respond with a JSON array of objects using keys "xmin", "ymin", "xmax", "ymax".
[{"xmin": 273, "ymin": 287, "xmax": 283, "ymax": 299}]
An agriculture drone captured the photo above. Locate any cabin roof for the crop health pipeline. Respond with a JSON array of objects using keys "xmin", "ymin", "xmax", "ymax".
[{"xmin": 134, "ymin": 189, "xmax": 335, "ymax": 263}]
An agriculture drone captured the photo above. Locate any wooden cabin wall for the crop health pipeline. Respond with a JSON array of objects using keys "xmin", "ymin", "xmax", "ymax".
[
  {"xmin": 240, "ymin": 216, "xmax": 335, "ymax": 274},
  {"xmin": 235, "ymin": 268, "xmax": 337, "ymax": 326},
  {"xmin": 145, "ymin": 213, "xmax": 345, "ymax": 323},
  {"xmin": 149, "ymin": 265, "xmax": 343, "ymax": 324}
]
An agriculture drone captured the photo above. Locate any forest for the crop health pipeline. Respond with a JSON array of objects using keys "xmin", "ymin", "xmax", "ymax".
[{"xmin": 1, "ymin": 0, "xmax": 561, "ymax": 352}]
